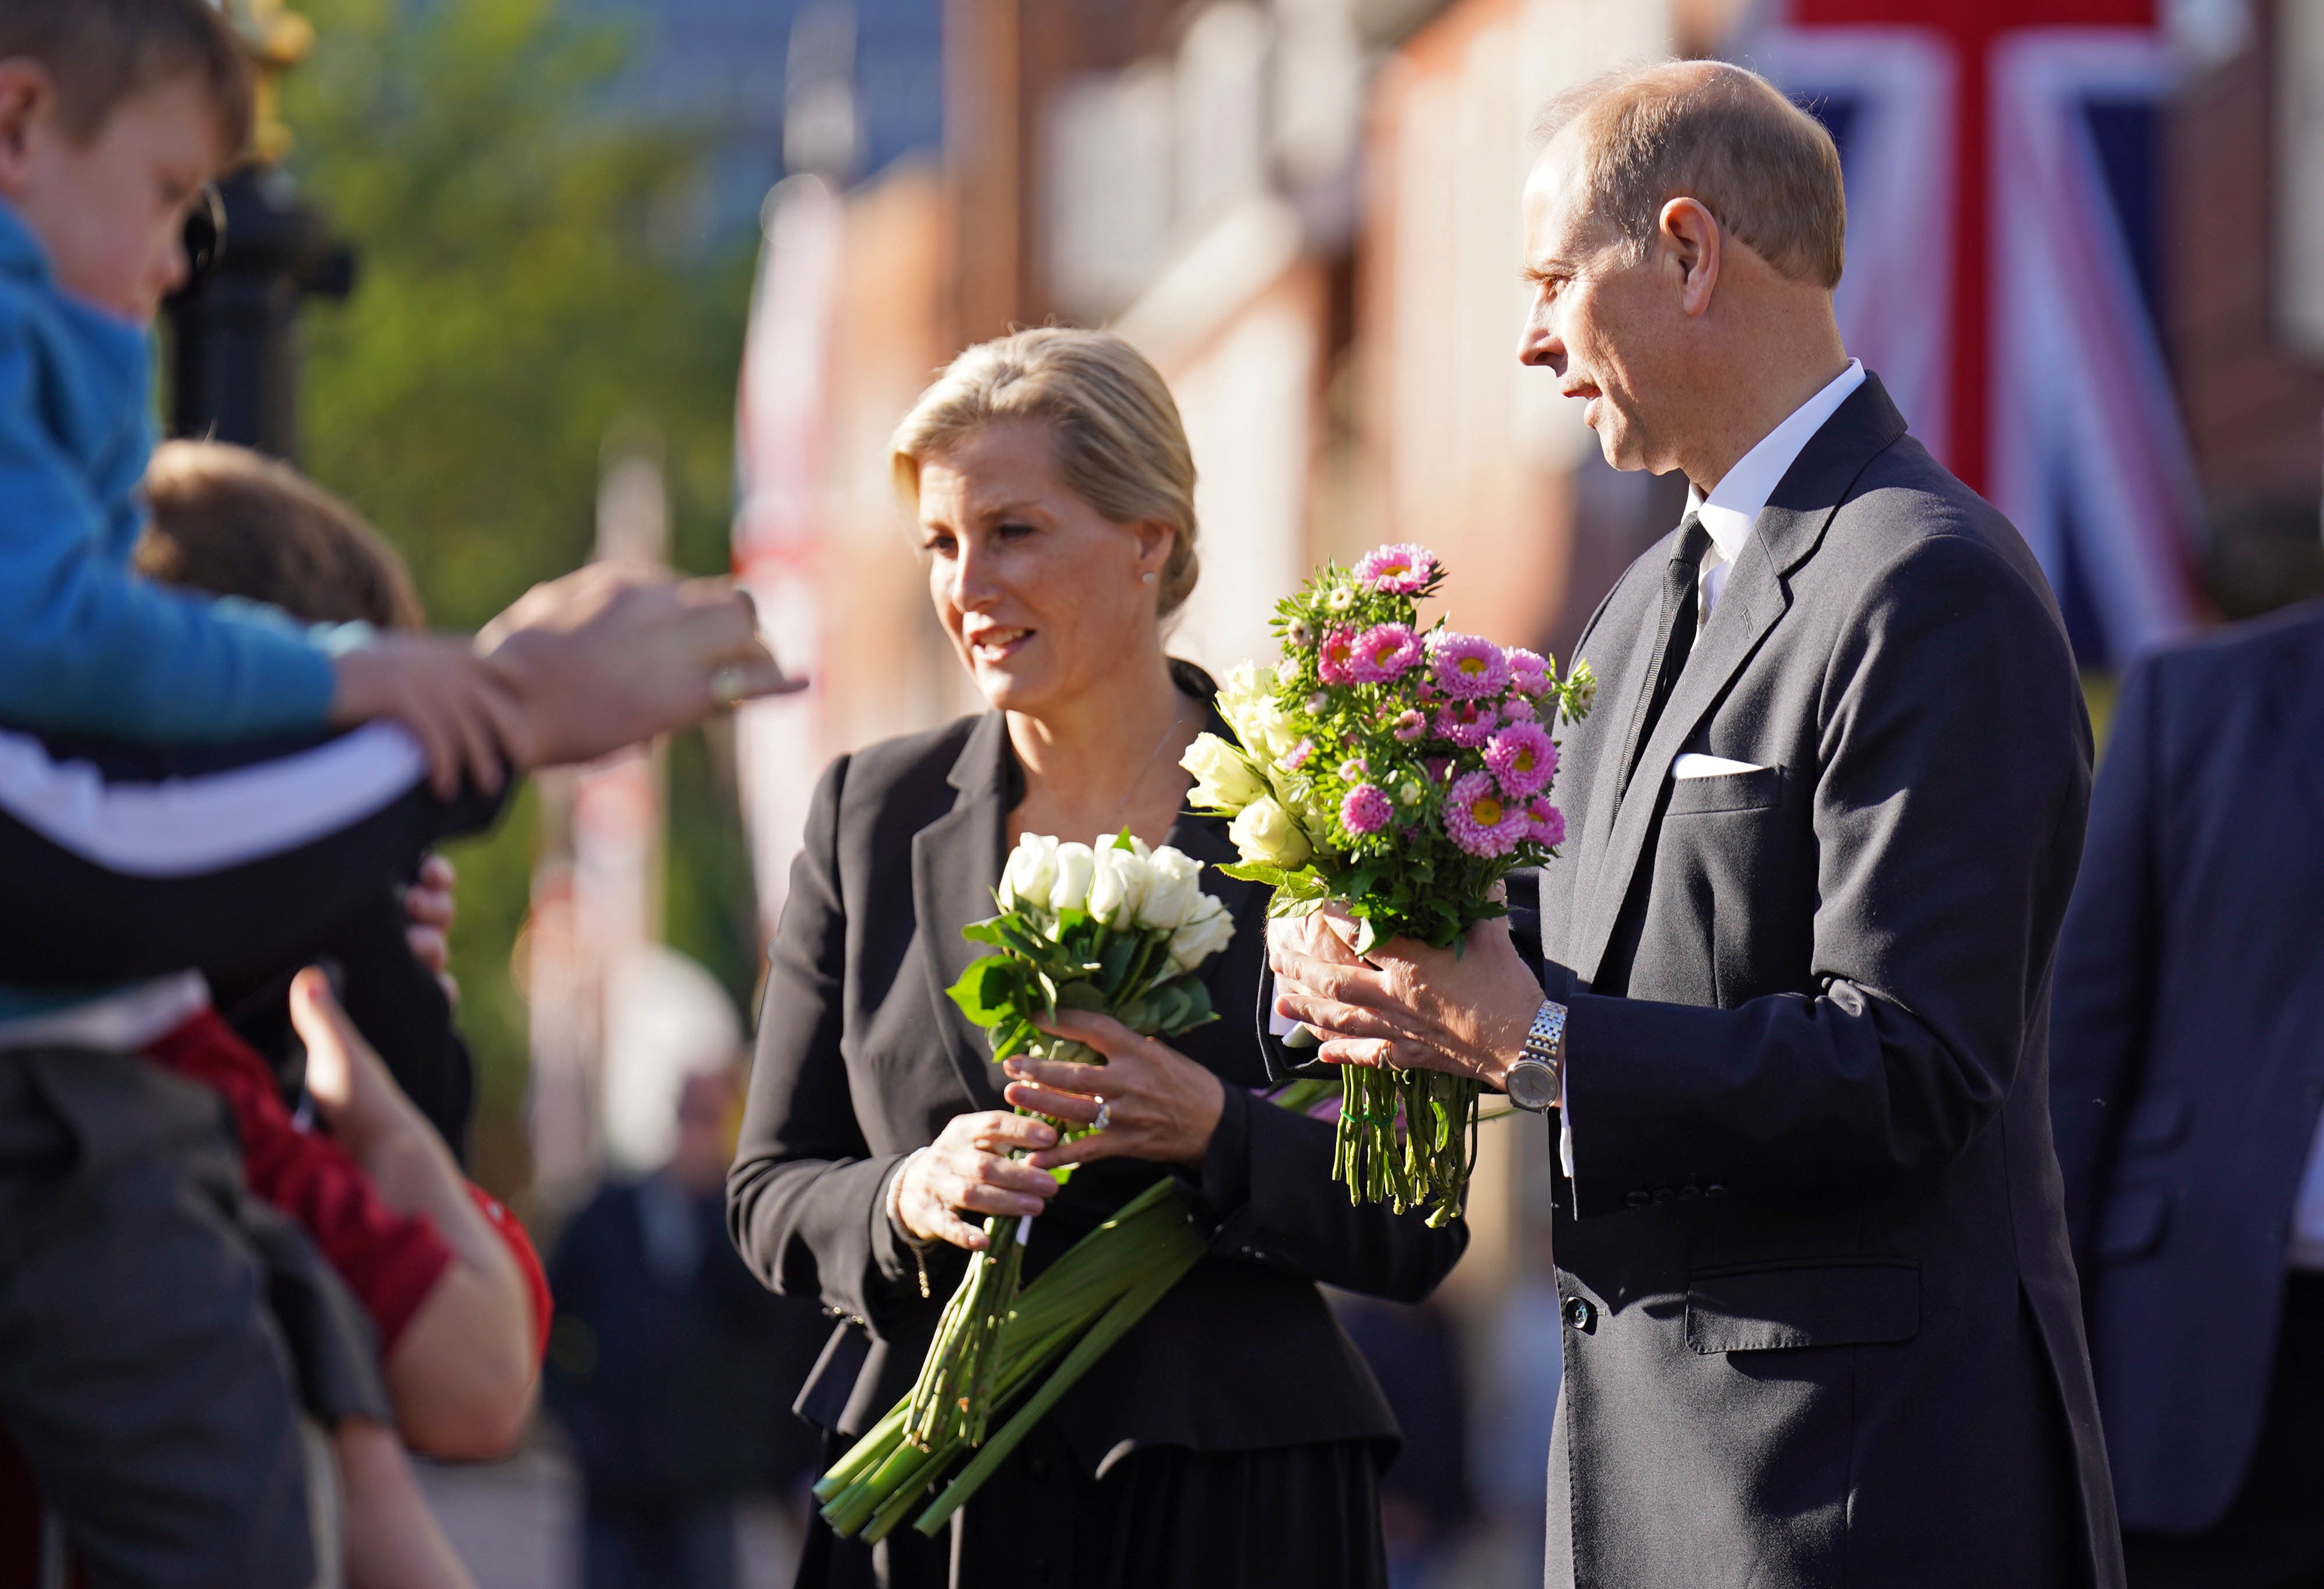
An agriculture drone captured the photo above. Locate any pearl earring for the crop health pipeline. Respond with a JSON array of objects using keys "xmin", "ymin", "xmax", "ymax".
[{"xmin": 1142, "ymin": 572, "xmax": 1156, "ymax": 585}]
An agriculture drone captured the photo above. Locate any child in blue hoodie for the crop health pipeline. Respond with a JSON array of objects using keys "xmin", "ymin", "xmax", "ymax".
[{"xmin": 0, "ymin": 5, "xmax": 517, "ymax": 1584}]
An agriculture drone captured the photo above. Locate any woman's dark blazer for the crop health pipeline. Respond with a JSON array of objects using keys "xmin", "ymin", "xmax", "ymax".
[{"xmin": 727, "ymin": 673, "xmax": 1469, "ymax": 1472}]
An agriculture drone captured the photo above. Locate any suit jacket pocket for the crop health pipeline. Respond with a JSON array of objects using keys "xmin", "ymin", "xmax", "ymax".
[
  {"xmin": 1666, "ymin": 763, "xmax": 1784, "ymax": 816},
  {"xmin": 1686, "ymin": 1260, "xmax": 1920, "ymax": 1353}
]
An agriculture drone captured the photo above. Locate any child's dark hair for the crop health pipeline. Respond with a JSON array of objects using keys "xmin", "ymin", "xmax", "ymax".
[
  {"xmin": 0, "ymin": 0, "xmax": 255, "ymax": 157},
  {"xmin": 138, "ymin": 440, "xmax": 426, "ymax": 630}
]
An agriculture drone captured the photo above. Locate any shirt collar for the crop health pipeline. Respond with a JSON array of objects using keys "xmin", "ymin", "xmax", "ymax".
[{"xmin": 1684, "ymin": 358, "xmax": 1866, "ymax": 565}]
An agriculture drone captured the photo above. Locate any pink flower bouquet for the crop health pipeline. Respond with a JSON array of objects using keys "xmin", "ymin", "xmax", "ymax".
[{"xmin": 1182, "ymin": 543, "xmax": 1594, "ymax": 1225}]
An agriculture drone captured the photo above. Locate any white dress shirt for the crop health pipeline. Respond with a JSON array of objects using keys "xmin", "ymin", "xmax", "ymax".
[
  {"xmin": 1558, "ymin": 358, "xmax": 1867, "ymax": 1184},
  {"xmin": 1685, "ymin": 359, "xmax": 1866, "ymax": 633}
]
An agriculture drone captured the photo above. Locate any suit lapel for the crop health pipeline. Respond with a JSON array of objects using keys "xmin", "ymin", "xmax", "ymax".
[
  {"xmin": 911, "ymin": 713, "xmax": 1013, "ymax": 1109},
  {"xmin": 1568, "ymin": 373, "xmax": 1910, "ymax": 989}
]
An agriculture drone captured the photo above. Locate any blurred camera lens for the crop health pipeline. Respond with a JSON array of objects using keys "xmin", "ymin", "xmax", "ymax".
[{"xmin": 180, "ymin": 183, "xmax": 226, "ymax": 294}]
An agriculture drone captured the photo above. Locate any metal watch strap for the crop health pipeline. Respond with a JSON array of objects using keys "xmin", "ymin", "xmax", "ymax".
[{"xmin": 1507, "ymin": 999, "xmax": 1568, "ymax": 1112}]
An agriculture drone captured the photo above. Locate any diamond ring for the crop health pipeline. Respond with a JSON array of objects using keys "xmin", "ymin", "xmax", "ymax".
[
  {"xmin": 1093, "ymin": 1100, "xmax": 1112, "ymax": 1133},
  {"xmin": 709, "ymin": 664, "xmax": 749, "ymax": 709}
]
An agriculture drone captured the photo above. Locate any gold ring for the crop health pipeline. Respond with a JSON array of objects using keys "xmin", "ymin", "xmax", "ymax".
[{"xmin": 709, "ymin": 664, "xmax": 748, "ymax": 709}]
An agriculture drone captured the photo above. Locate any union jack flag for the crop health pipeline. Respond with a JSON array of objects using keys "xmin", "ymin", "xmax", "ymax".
[{"xmin": 1750, "ymin": 1, "xmax": 2202, "ymax": 667}]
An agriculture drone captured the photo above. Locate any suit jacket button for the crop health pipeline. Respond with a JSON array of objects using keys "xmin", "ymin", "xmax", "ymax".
[
  {"xmin": 1626, "ymin": 1190, "xmax": 1651, "ymax": 1208},
  {"xmin": 1563, "ymin": 1295, "xmax": 1596, "ymax": 1332},
  {"xmin": 1653, "ymin": 1187, "xmax": 1676, "ymax": 1203}
]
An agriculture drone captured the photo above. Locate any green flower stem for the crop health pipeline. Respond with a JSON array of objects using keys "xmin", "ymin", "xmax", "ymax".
[{"xmin": 913, "ymin": 1238, "xmax": 1203, "ymax": 1537}]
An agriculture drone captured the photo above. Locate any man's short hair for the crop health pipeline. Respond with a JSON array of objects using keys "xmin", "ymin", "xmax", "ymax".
[
  {"xmin": 1537, "ymin": 60, "xmax": 1845, "ymax": 290},
  {"xmin": 0, "ymin": 0, "xmax": 255, "ymax": 158},
  {"xmin": 138, "ymin": 441, "xmax": 428, "ymax": 630}
]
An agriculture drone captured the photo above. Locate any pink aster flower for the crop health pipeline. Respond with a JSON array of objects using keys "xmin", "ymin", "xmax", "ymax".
[
  {"xmin": 1317, "ymin": 627, "xmax": 1357, "ymax": 686},
  {"xmin": 1353, "ymin": 543, "xmax": 1438, "ymax": 594},
  {"xmin": 1391, "ymin": 709, "xmax": 1427, "ymax": 743},
  {"xmin": 1433, "ymin": 700, "xmax": 1498, "ymax": 749},
  {"xmin": 1504, "ymin": 698, "xmax": 1537, "ymax": 722},
  {"xmin": 1339, "ymin": 757, "xmax": 1368, "ymax": 780},
  {"xmin": 1416, "ymin": 681, "xmax": 1439, "ymax": 704},
  {"xmin": 1430, "ymin": 632, "xmax": 1511, "ymax": 701},
  {"xmin": 1279, "ymin": 737, "xmax": 1315, "ymax": 773},
  {"xmin": 1527, "ymin": 799, "xmax": 1566, "ymax": 848},
  {"xmin": 1485, "ymin": 722, "xmax": 1558, "ymax": 799},
  {"xmin": 1349, "ymin": 622, "xmax": 1421, "ymax": 684},
  {"xmin": 1339, "ymin": 783, "xmax": 1393, "ymax": 837},
  {"xmin": 1507, "ymin": 647, "xmax": 1552, "ymax": 695},
  {"xmin": 1445, "ymin": 772, "xmax": 1525, "ymax": 858}
]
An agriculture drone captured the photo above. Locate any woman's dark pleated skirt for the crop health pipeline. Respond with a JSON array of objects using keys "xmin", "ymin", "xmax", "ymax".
[{"xmin": 797, "ymin": 1422, "xmax": 1389, "ymax": 1589}]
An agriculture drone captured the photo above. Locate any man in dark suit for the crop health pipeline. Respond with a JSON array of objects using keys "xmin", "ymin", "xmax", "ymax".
[
  {"xmin": 2051, "ymin": 601, "xmax": 2324, "ymax": 1587},
  {"xmin": 1269, "ymin": 59, "xmax": 2122, "ymax": 1588}
]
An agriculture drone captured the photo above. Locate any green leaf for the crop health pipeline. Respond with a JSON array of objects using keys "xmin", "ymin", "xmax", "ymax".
[
  {"xmin": 1098, "ymin": 934, "xmax": 1136, "ymax": 995},
  {"xmin": 1055, "ymin": 981, "xmax": 1109, "ymax": 1013}
]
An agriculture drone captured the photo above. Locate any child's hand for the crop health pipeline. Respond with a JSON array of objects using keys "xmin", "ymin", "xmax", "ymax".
[{"xmin": 329, "ymin": 634, "xmax": 527, "ymax": 799}]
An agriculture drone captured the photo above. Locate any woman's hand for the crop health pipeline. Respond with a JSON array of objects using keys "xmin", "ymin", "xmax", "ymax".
[
  {"xmin": 895, "ymin": 1110, "xmax": 1065, "ymax": 1251},
  {"xmin": 1004, "ymin": 1011, "xmax": 1225, "ymax": 1174}
]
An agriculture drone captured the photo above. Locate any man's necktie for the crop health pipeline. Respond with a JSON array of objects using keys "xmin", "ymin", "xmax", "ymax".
[{"xmin": 1617, "ymin": 513, "xmax": 1713, "ymax": 801}]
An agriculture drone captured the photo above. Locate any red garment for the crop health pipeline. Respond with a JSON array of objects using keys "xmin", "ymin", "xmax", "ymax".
[
  {"xmin": 465, "ymin": 1181, "xmax": 553, "ymax": 1366},
  {"xmin": 145, "ymin": 1009, "xmax": 451, "ymax": 1353}
]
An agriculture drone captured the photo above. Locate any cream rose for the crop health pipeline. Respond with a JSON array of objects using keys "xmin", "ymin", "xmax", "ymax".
[
  {"xmin": 1047, "ymin": 842, "xmax": 1097, "ymax": 913},
  {"xmin": 1167, "ymin": 894, "xmax": 1236, "ymax": 971},
  {"xmin": 1086, "ymin": 845, "xmax": 1152, "ymax": 927},
  {"xmin": 1228, "ymin": 798, "xmax": 1312, "ymax": 868},
  {"xmin": 1182, "ymin": 732, "xmax": 1268, "ymax": 812},
  {"xmin": 1137, "ymin": 848, "xmax": 1206, "ymax": 930},
  {"xmin": 998, "ymin": 833, "xmax": 1059, "ymax": 910}
]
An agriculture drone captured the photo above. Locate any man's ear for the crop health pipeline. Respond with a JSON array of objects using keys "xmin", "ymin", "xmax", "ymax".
[
  {"xmin": 1658, "ymin": 197, "xmax": 1723, "ymax": 318},
  {"xmin": 0, "ymin": 60, "xmax": 53, "ymax": 196}
]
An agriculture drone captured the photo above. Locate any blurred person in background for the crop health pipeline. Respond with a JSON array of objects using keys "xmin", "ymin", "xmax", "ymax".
[
  {"xmin": 1330, "ymin": 1293, "xmax": 1476, "ymax": 1588},
  {"xmin": 548, "ymin": 1067, "xmax": 824, "ymax": 1589},
  {"xmin": 2052, "ymin": 597, "xmax": 2324, "ymax": 1588},
  {"xmin": 728, "ymin": 327, "xmax": 1468, "ymax": 1589}
]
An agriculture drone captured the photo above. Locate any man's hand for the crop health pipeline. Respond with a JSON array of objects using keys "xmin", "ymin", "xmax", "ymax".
[
  {"xmin": 1267, "ymin": 905, "xmax": 1544, "ymax": 1085},
  {"xmin": 330, "ymin": 633, "xmax": 528, "ymax": 799},
  {"xmin": 401, "ymin": 853, "xmax": 459, "ymax": 1007},
  {"xmin": 476, "ymin": 565, "xmax": 805, "ymax": 770}
]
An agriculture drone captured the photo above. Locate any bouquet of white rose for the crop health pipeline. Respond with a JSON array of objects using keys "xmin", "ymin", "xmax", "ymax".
[
  {"xmin": 899, "ymin": 831, "xmax": 1235, "ymax": 1459},
  {"xmin": 1183, "ymin": 543, "xmax": 1593, "ymax": 1225}
]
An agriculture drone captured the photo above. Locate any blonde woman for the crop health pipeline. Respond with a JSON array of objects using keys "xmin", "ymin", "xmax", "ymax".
[{"xmin": 729, "ymin": 329, "xmax": 1466, "ymax": 1589}]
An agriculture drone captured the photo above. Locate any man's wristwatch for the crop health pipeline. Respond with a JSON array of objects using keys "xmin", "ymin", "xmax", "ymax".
[{"xmin": 1504, "ymin": 999, "xmax": 1568, "ymax": 1113}]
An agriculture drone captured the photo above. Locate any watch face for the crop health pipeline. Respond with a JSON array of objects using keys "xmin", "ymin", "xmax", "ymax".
[{"xmin": 1507, "ymin": 1059, "xmax": 1558, "ymax": 1111}]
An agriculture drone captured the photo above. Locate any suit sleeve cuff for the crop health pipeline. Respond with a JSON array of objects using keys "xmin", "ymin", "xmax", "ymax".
[{"xmin": 1175, "ymin": 1082, "xmax": 1254, "ymax": 1231}]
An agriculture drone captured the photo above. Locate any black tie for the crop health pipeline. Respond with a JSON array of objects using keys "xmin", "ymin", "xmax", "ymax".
[{"xmin": 1618, "ymin": 514, "xmax": 1713, "ymax": 800}]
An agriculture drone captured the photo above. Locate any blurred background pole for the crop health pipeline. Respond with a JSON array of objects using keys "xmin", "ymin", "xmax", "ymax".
[{"xmin": 166, "ymin": 0, "xmax": 353, "ymax": 460}]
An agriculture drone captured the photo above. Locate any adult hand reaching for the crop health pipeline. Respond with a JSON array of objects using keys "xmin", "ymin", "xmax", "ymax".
[
  {"xmin": 1266, "ymin": 905, "xmax": 1543, "ymax": 1086},
  {"xmin": 476, "ymin": 564, "xmax": 805, "ymax": 770},
  {"xmin": 1004, "ymin": 1010, "xmax": 1225, "ymax": 1172},
  {"xmin": 401, "ymin": 853, "xmax": 458, "ymax": 1006},
  {"xmin": 894, "ymin": 1110, "xmax": 1065, "ymax": 1252}
]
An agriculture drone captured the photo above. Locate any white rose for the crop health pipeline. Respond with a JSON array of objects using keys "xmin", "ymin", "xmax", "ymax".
[
  {"xmin": 1167, "ymin": 895, "xmax": 1237, "ymax": 970},
  {"xmin": 1048, "ymin": 842, "xmax": 1097, "ymax": 913},
  {"xmin": 998, "ymin": 833, "xmax": 1058, "ymax": 910},
  {"xmin": 1137, "ymin": 848, "xmax": 1206, "ymax": 930},
  {"xmin": 1182, "ymin": 733, "xmax": 1268, "ymax": 812},
  {"xmin": 1086, "ymin": 845, "xmax": 1152, "ymax": 927},
  {"xmin": 1228, "ymin": 798, "xmax": 1312, "ymax": 868}
]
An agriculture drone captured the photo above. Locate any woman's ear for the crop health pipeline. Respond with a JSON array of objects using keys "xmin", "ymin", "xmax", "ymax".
[{"xmin": 1132, "ymin": 520, "xmax": 1174, "ymax": 587}]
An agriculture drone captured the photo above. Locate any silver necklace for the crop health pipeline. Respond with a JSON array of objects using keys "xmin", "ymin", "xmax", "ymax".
[{"xmin": 1104, "ymin": 699, "xmax": 1186, "ymax": 836}]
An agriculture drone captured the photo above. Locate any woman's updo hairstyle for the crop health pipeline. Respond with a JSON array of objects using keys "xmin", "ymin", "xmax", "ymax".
[{"xmin": 891, "ymin": 327, "xmax": 1200, "ymax": 616}]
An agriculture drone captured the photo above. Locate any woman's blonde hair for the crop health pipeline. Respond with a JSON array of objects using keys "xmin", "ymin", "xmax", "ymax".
[{"xmin": 890, "ymin": 328, "xmax": 1200, "ymax": 615}]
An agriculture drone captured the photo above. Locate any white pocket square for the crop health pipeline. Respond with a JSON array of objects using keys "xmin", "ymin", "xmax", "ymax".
[{"xmin": 1672, "ymin": 753, "xmax": 1767, "ymax": 780}]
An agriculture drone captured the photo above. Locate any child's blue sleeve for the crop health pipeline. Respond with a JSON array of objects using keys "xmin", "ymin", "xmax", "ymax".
[{"xmin": 0, "ymin": 340, "xmax": 339, "ymax": 742}]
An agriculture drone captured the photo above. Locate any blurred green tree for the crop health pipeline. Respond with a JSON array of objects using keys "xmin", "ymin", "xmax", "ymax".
[{"xmin": 280, "ymin": 0, "xmax": 762, "ymax": 1199}]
